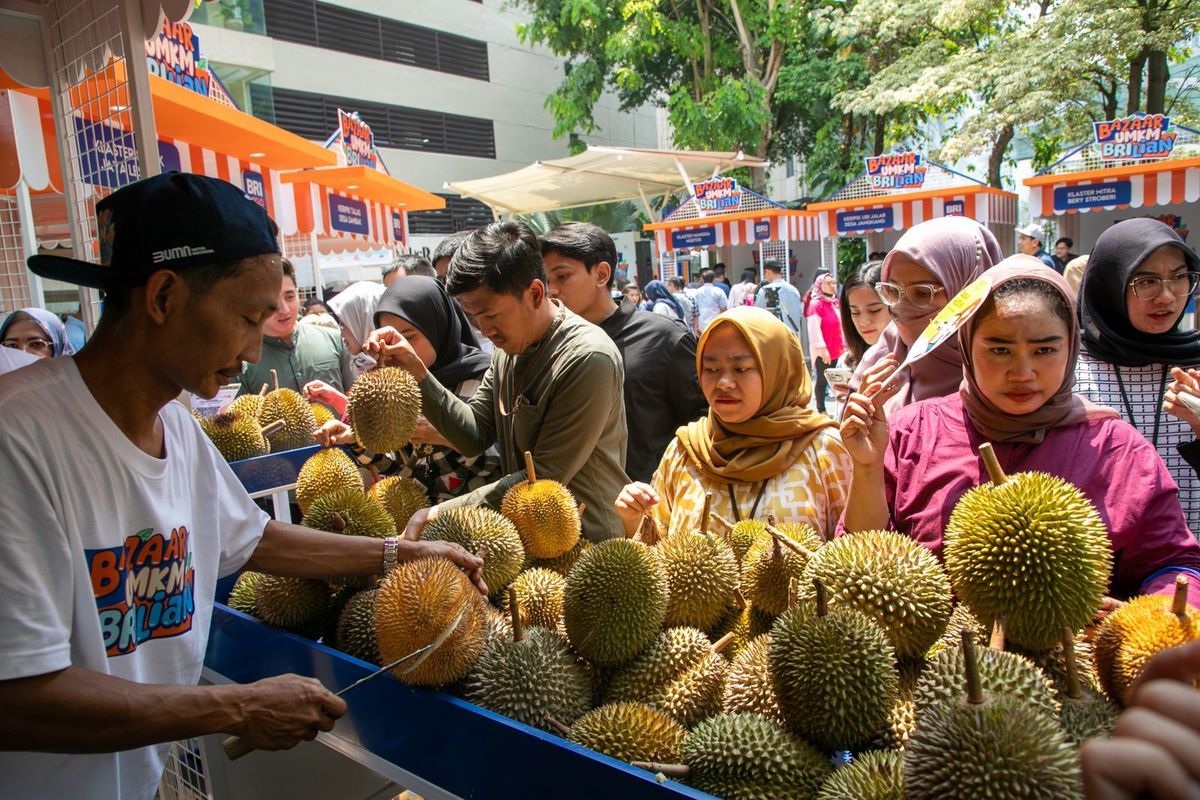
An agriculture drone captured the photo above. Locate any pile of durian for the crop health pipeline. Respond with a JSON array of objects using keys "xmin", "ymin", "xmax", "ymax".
[{"xmin": 228, "ymin": 443, "xmax": 1200, "ymax": 800}]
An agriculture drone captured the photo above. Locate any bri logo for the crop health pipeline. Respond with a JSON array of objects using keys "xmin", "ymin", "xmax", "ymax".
[{"xmin": 152, "ymin": 244, "xmax": 215, "ymax": 263}]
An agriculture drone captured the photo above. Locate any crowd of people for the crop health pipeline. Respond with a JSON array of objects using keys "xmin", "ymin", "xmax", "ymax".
[{"xmin": 3, "ymin": 171, "xmax": 1200, "ymax": 799}]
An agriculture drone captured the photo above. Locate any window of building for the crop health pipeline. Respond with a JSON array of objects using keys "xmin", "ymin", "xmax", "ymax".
[{"xmin": 408, "ymin": 194, "xmax": 494, "ymax": 235}]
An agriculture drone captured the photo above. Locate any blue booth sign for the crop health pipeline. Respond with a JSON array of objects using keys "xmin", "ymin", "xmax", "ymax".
[
  {"xmin": 671, "ymin": 227, "xmax": 717, "ymax": 249},
  {"xmin": 242, "ymin": 170, "xmax": 267, "ymax": 209},
  {"xmin": 837, "ymin": 208, "xmax": 894, "ymax": 233},
  {"xmin": 1054, "ymin": 181, "xmax": 1132, "ymax": 211},
  {"xmin": 391, "ymin": 211, "xmax": 405, "ymax": 242},
  {"xmin": 328, "ymin": 194, "xmax": 370, "ymax": 236},
  {"xmin": 753, "ymin": 220, "xmax": 772, "ymax": 241},
  {"xmin": 75, "ymin": 118, "xmax": 183, "ymax": 188},
  {"xmin": 943, "ymin": 200, "xmax": 965, "ymax": 216}
]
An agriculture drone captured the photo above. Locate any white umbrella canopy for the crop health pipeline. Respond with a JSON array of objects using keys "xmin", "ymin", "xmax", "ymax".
[{"xmin": 446, "ymin": 146, "xmax": 767, "ymax": 216}]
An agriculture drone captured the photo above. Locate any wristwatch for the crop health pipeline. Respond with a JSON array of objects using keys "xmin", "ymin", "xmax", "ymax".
[{"xmin": 383, "ymin": 536, "xmax": 400, "ymax": 574}]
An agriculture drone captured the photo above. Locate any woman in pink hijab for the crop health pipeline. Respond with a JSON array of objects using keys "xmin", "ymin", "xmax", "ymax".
[
  {"xmin": 840, "ymin": 257, "xmax": 1200, "ymax": 606},
  {"xmin": 852, "ymin": 216, "xmax": 1003, "ymax": 415}
]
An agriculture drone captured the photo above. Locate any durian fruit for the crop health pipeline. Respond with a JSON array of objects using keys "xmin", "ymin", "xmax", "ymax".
[
  {"xmin": 295, "ymin": 448, "xmax": 365, "ymax": 513},
  {"xmin": 372, "ymin": 556, "xmax": 489, "ymax": 686},
  {"xmin": 944, "ymin": 460, "xmax": 1112, "ymax": 651},
  {"xmin": 914, "ymin": 641, "xmax": 1060, "ymax": 723},
  {"xmin": 461, "ymin": 588, "xmax": 592, "ymax": 732},
  {"xmin": 567, "ymin": 702, "xmax": 686, "ymax": 764},
  {"xmin": 1094, "ymin": 577, "xmax": 1200, "ymax": 705},
  {"xmin": 254, "ymin": 576, "xmax": 330, "ymax": 636},
  {"xmin": 709, "ymin": 604, "xmax": 776, "ymax": 661},
  {"xmin": 658, "ymin": 525, "xmax": 739, "ymax": 632},
  {"xmin": 260, "ymin": 370, "xmax": 320, "ymax": 452},
  {"xmin": 528, "ymin": 539, "xmax": 591, "ymax": 577},
  {"xmin": 818, "ymin": 750, "xmax": 905, "ymax": 800},
  {"xmin": 301, "ymin": 488, "xmax": 397, "ymax": 540},
  {"xmin": 803, "ymin": 529, "xmax": 951, "ymax": 658},
  {"xmin": 227, "ymin": 570, "xmax": 263, "ymax": 615},
  {"xmin": 669, "ymin": 712, "xmax": 832, "ymax": 800},
  {"xmin": 721, "ymin": 635, "xmax": 781, "ymax": 723},
  {"xmin": 501, "ymin": 452, "xmax": 581, "ymax": 560},
  {"xmin": 227, "ymin": 384, "xmax": 267, "ymax": 419},
  {"xmin": 904, "ymin": 631, "xmax": 1081, "ymax": 799},
  {"xmin": 368, "ymin": 476, "xmax": 429, "ymax": 531},
  {"xmin": 742, "ymin": 521, "xmax": 821, "ymax": 616},
  {"xmin": 199, "ymin": 410, "xmax": 275, "ymax": 462},
  {"xmin": 604, "ymin": 627, "xmax": 730, "ymax": 728},
  {"xmin": 346, "ymin": 367, "xmax": 421, "ymax": 453},
  {"xmin": 1052, "ymin": 628, "xmax": 1119, "ymax": 744},
  {"xmin": 335, "ymin": 589, "xmax": 380, "ymax": 664},
  {"xmin": 421, "ymin": 507, "xmax": 525, "ymax": 598},
  {"xmin": 726, "ymin": 519, "xmax": 769, "ymax": 565},
  {"xmin": 563, "ymin": 538, "xmax": 668, "ymax": 666},
  {"xmin": 875, "ymin": 657, "xmax": 924, "ymax": 750},
  {"xmin": 483, "ymin": 604, "xmax": 513, "ymax": 644},
  {"xmin": 770, "ymin": 582, "xmax": 897, "ymax": 752},
  {"xmin": 310, "ymin": 402, "xmax": 337, "ymax": 427},
  {"xmin": 501, "ymin": 567, "xmax": 565, "ymax": 631},
  {"xmin": 928, "ymin": 603, "xmax": 987, "ymax": 659}
]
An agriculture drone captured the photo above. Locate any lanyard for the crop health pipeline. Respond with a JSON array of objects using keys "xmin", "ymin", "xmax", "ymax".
[
  {"xmin": 1112, "ymin": 364, "xmax": 1170, "ymax": 447},
  {"xmin": 727, "ymin": 481, "xmax": 769, "ymax": 522}
]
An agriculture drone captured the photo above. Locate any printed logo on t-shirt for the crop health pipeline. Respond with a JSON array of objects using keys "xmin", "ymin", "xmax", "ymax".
[{"xmin": 86, "ymin": 526, "xmax": 196, "ymax": 657}]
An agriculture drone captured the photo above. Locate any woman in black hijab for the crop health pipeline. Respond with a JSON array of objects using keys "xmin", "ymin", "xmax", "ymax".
[
  {"xmin": 317, "ymin": 276, "xmax": 500, "ymax": 503},
  {"xmin": 1075, "ymin": 217, "xmax": 1200, "ymax": 531}
]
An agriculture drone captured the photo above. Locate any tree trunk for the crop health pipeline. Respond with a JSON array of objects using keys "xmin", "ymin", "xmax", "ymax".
[
  {"xmin": 1101, "ymin": 77, "xmax": 1118, "ymax": 119},
  {"xmin": 1127, "ymin": 49, "xmax": 1148, "ymax": 114},
  {"xmin": 987, "ymin": 123, "xmax": 1014, "ymax": 188},
  {"xmin": 1146, "ymin": 49, "xmax": 1169, "ymax": 114},
  {"xmin": 873, "ymin": 115, "xmax": 886, "ymax": 156}
]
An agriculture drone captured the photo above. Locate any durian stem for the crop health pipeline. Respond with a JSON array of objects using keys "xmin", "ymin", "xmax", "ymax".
[
  {"xmin": 787, "ymin": 577, "xmax": 799, "ymax": 610},
  {"xmin": 631, "ymin": 762, "xmax": 691, "ymax": 778},
  {"xmin": 733, "ymin": 587, "xmax": 747, "ymax": 610},
  {"xmin": 633, "ymin": 514, "xmax": 660, "ymax": 546},
  {"xmin": 258, "ymin": 383, "xmax": 269, "ymax": 397},
  {"xmin": 508, "ymin": 585, "xmax": 524, "ymax": 643},
  {"xmin": 270, "ymin": 368, "xmax": 279, "ymax": 394},
  {"xmin": 979, "ymin": 443, "xmax": 1007, "ymax": 485},
  {"xmin": 962, "ymin": 628, "xmax": 985, "ymax": 705},
  {"xmin": 543, "ymin": 715, "xmax": 572, "ymax": 737},
  {"xmin": 713, "ymin": 632, "xmax": 736, "ymax": 653},
  {"xmin": 765, "ymin": 525, "xmax": 814, "ymax": 559},
  {"xmin": 329, "ymin": 512, "xmax": 347, "ymax": 532},
  {"xmin": 260, "ymin": 419, "xmax": 286, "ymax": 438},
  {"xmin": 700, "ymin": 492, "xmax": 714, "ymax": 538},
  {"xmin": 523, "ymin": 450, "xmax": 537, "ymax": 484},
  {"xmin": 1062, "ymin": 627, "xmax": 1083, "ymax": 700},
  {"xmin": 989, "ymin": 617, "xmax": 1006, "ymax": 651},
  {"xmin": 1173, "ymin": 574, "xmax": 1190, "ymax": 618},
  {"xmin": 709, "ymin": 512, "xmax": 736, "ymax": 531},
  {"xmin": 576, "ymin": 503, "xmax": 586, "ymax": 520},
  {"xmin": 813, "ymin": 578, "xmax": 827, "ymax": 618}
]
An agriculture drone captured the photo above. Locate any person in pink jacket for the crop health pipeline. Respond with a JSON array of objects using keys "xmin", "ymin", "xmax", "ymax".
[{"xmin": 840, "ymin": 256, "xmax": 1200, "ymax": 606}]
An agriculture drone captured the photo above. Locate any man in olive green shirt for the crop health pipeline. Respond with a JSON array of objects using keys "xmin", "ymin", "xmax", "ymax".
[
  {"xmin": 366, "ymin": 220, "xmax": 627, "ymax": 542},
  {"xmin": 237, "ymin": 260, "xmax": 354, "ymax": 396}
]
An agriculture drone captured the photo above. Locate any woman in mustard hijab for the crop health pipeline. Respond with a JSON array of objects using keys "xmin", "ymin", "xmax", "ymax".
[{"xmin": 615, "ymin": 306, "xmax": 852, "ymax": 539}]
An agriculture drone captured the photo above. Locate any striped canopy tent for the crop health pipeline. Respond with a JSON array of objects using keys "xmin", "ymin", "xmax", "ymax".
[
  {"xmin": 1025, "ymin": 119, "xmax": 1200, "ymax": 219},
  {"xmin": 642, "ymin": 180, "xmax": 819, "ymax": 280},
  {"xmin": 806, "ymin": 157, "xmax": 1018, "ymax": 255}
]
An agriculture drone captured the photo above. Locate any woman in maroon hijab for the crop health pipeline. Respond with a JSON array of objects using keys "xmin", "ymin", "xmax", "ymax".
[{"xmin": 841, "ymin": 256, "xmax": 1200, "ymax": 605}]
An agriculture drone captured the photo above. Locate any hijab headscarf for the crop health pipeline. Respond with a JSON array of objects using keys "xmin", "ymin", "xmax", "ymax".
[
  {"xmin": 327, "ymin": 281, "xmax": 385, "ymax": 349},
  {"xmin": 854, "ymin": 216, "xmax": 1003, "ymax": 413},
  {"xmin": 0, "ymin": 308, "xmax": 75, "ymax": 357},
  {"xmin": 1079, "ymin": 217, "xmax": 1200, "ymax": 367},
  {"xmin": 677, "ymin": 306, "xmax": 837, "ymax": 484},
  {"xmin": 374, "ymin": 276, "xmax": 491, "ymax": 387},
  {"xmin": 645, "ymin": 279, "xmax": 685, "ymax": 320},
  {"xmin": 959, "ymin": 256, "xmax": 1117, "ymax": 444}
]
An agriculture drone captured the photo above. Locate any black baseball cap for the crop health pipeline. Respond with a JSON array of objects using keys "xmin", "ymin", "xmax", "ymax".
[{"xmin": 27, "ymin": 172, "xmax": 279, "ymax": 289}]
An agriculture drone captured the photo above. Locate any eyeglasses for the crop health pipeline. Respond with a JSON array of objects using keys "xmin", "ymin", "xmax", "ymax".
[
  {"xmin": 1, "ymin": 338, "xmax": 53, "ymax": 355},
  {"xmin": 1127, "ymin": 272, "xmax": 1200, "ymax": 300},
  {"xmin": 874, "ymin": 281, "xmax": 947, "ymax": 308}
]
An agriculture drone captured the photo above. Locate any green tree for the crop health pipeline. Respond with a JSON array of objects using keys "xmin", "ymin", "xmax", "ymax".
[{"xmin": 519, "ymin": 200, "xmax": 645, "ymax": 236}]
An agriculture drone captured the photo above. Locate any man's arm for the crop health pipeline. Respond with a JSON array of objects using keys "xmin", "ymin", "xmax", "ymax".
[
  {"xmin": 0, "ymin": 667, "xmax": 343, "ymax": 754},
  {"xmin": 418, "ymin": 367, "xmax": 498, "ymax": 458}
]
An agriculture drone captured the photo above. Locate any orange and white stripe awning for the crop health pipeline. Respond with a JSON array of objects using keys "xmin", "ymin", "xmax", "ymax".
[
  {"xmin": 644, "ymin": 209, "xmax": 820, "ymax": 252},
  {"xmin": 806, "ymin": 186, "xmax": 1018, "ymax": 237},
  {"xmin": 1026, "ymin": 158, "xmax": 1200, "ymax": 217}
]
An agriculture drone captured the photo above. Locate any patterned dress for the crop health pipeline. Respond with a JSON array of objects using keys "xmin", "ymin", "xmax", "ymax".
[
  {"xmin": 648, "ymin": 427, "xmax": 852, "ymax": 540},
  {"xmin": 1075, "ymin": 352, "xmax": 1200, "ymax": 534}
]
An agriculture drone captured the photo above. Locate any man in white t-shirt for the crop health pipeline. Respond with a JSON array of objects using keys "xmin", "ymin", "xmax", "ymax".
[
  {"xmin": 692, "ymin": 268, "xmax": 728, "ymax": 331},
  {"xmin": 0, "ymin": 173, "xmax": 484, "ymax": 800}
]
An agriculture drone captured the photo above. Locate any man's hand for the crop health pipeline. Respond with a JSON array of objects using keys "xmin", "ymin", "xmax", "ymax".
[
  {"xmin": 363, "ymin": 327, "xmax": 427, "ymax": 379},
  {"xmin": 1081, "ymin": 641, "xmax": 1200, "ymax": 800},
  {"xmin": 312, "ymin": 420, "xmax": 357, "ymax": 447},
  {"xmin": 227, "ymin": 675, "xmax": 347, "ymax": 751},
  {"xmin": 411, "ymin": 416, "xmax": 453, "ymax": 450},
  {"xmin": 399, "ymin": 537, "xmax": 488, "ymax": 595},
  {"xmin": 302, "ymin": 381, "xmax": 348, "ymax": 417},
  {"xmin": 1164, "ymin": 367, "xmax": 1200, "ymax": 437},
  {"xmin": 615, "ymin": 482, "xmax": 659, "ymax": 537}
]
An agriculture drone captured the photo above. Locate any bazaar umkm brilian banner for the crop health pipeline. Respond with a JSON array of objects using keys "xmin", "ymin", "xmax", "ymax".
[
  {"xmin": 1094, "ymin": 114, "xmax": 1177, "ymax": 161},
  {"xmin": 864, "ymin": 152, "xmax": 927, "ymax": 191}
]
